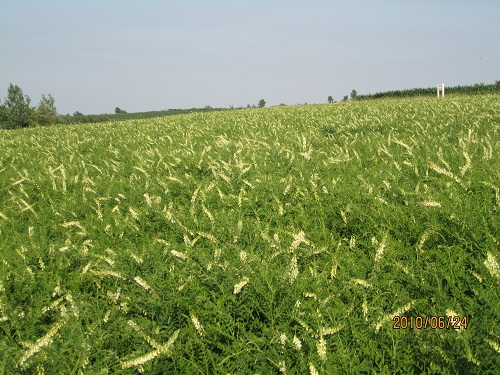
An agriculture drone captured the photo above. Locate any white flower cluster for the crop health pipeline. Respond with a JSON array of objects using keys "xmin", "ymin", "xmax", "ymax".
[
  {"xmin": 485, "ymin": 252, "xmax": 500, "ymax": 279},
  {"xmin": 233, "ymin": 277, "xmax": 249, "ymax": 294}
]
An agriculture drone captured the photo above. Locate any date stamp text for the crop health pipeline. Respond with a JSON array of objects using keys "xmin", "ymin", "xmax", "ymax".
[{"xmin": 393, "ymin": 315, "xmax": 468, "ymax": 329}]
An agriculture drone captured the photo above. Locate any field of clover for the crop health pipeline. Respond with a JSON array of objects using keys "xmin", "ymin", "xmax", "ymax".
[{"xmin": 0, "ymin": 94, "xmax": 499, "ymax": 374}]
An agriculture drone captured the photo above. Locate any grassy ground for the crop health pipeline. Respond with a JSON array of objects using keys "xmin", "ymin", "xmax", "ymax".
[{"xmin": 0, "ymin": 95, "xmax": 499, "ymax": 374}]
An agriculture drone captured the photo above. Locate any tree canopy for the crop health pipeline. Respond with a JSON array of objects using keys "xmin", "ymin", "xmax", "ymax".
[
  {"xmin": 36, "ymin": 94, "xmax": 57, "ymax": 126},
  {"xmin": 0, "ymin": 84, "xmax": 58, "ymax": 128},
  {"xmin": 2, "ymin": 84, "xmax": 33, "ymax": 128}
]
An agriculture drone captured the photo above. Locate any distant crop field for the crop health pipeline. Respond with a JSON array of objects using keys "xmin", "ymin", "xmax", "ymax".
[{"xmin": 0, "ymin": 95, "xmax": 499, "ymax": 374}]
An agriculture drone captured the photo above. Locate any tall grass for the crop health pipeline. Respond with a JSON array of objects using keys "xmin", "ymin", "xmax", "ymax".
[{"xmin": 0, "ymin": 94, "xmax": 499, "ymax": 373}]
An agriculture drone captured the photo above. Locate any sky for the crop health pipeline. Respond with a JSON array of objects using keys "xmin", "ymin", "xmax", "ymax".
[{"xmin": 1, "ymin": 0, "xmax": 499, "ymax": 115}]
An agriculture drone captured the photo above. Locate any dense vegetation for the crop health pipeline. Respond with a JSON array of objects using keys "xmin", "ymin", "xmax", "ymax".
[
  {"xmin": 0, "ymin": 84, "xmax": 57, "ymax": 129},
  {"xmin": 1, "ymin": 94, "xmax": 498, "ymax": 373},
  {"xmin": 54, "ymin": 107, "xmax": 231, "ymax": 126},
  {"xmin": 2, "ymin": 81, "xmax": 498, "ymax": 129},
  {"xmin": 355, "ymin": 81, "xmax": 500, "ymax": 100}
]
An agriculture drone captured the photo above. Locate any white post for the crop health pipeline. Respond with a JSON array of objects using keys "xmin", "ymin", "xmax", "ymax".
[{"xmin": 437, "ymin": 83, "xmax": 445, "ymax": 97}]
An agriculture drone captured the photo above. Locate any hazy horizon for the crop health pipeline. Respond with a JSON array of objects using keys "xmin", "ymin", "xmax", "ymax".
[{"xmin": 1, "ymin": 0, "xmax": 499, "ymax": 115}]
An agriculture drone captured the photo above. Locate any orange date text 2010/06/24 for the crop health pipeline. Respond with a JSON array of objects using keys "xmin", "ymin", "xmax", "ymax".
[{"xmin": 393, "ymin": 316, "xmax": 468, "ymax": 330}]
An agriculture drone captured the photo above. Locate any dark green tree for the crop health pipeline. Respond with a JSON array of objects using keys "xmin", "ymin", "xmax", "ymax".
[
  {"xmin": 36, "ymin": 94, "xmax": 57, "ymax": 126},
  {"xmin": 342, "ymin": 95, "xmax": 349, "ymax": 102},
  {"xmin": 0, "ymin": 99, "xmax": 7, "ymax": 122},
  {"xmin": 327, "ymin": 96, "xmax": 334, "ymax": 104},
  {"xmin": 350, "ymin": 89, "xmax": 357, "ymax": 100},
  {"xmin": 258, "ymin": 99, "xmax": 266, "ymax": 108},
  {"xmin": 115, "ymin": 107, "xmax": 126, "ymax": 114},
  {"xmin": 3, "ymin": 84, "xmax": 34, "ymax": 128}
]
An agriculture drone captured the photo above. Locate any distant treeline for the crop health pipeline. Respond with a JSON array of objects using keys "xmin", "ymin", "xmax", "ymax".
[
  {"xmin": 0, "ymin": 82, "xmax": 261, "ymax": 129},
  {"xmin": 57, "ymin": 101, "xmax": 267, "ymax": 125},
  {"xmin": 354, "ymin": 81, "xmax": 500, "ymax": 100},
  {"xmin": 56, "ymin": 107, "xmax": 229, "ymax": 125},
  {"xmin": 2, "ymin": 81, "xmax": 499, "ymax": 130}
]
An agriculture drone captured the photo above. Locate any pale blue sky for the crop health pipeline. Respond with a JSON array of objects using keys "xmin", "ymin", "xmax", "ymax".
[{"xmin": 1, "ymin": 0, "xmax": 499, "ymax": 114}]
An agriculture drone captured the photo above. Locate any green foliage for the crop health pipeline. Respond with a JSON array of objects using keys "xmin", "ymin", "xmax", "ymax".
[
  {"xmin": 2, "ymin": 84, "xmax": 34, "ymax": 128},
  {"xmin": 327, "ymin": 96, "xmax": 334, "ymax": 104},
  {"xmin": 54, "ymin": 107, "xmax": 229, "ymax": 126},
  {"xmin": 356, "ymin": 81, "xmax": 500, "ymax": 100},
  {"xmin": 0, "ymin": 95, "xmax": 499, "ymax": 373},
  {"xmin": 35, "ymin": 94, "xmax": 57, "ymax": 126},
  {"xmin": 0, "ymin": 100, "xmax": 7, "ymax": 122},
  {"xmin": 258, "ymin": 99, "xmax": 266, "ymax": 108},
  {"xmin": 350, "ymin": 89, "xmax": 357, "ymax": 100},
  {"xmin": 0, "ymin": 85, "xmax": 59, "ymax": 128}
]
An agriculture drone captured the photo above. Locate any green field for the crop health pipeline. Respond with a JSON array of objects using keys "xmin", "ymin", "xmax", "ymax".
[{"xmin": 1, "ymin": 95, "xmax": 499, "ymax": 374}]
